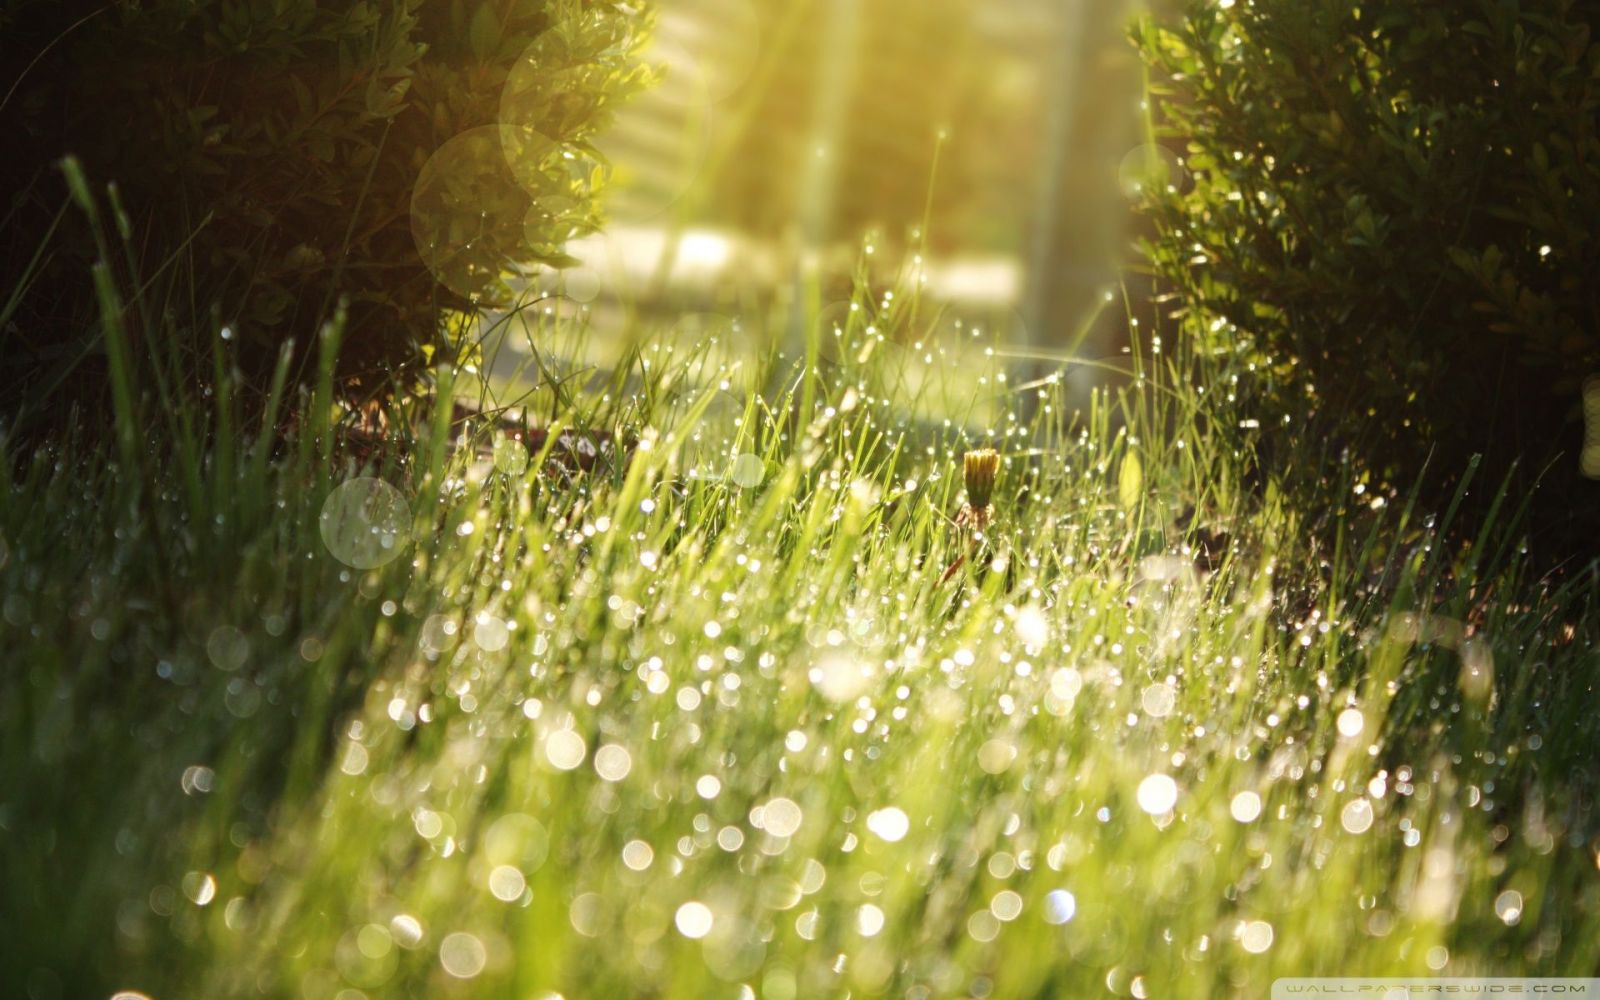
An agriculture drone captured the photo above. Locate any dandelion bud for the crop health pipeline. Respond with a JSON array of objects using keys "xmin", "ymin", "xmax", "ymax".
[{"xmin": 963, "ymin": 449, "xmax": 1000, "ymax": 509}]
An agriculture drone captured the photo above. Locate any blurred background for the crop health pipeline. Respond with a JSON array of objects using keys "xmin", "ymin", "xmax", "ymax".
[{"xmin": 497, "ymin": 0, "xmax": 1173, "ymax": 405}]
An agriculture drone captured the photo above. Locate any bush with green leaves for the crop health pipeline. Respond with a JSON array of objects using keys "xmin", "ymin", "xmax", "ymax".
[
  {"xmin": 1135, "ymin": 0, "xmax": 1600, "ymax": 512},
  {"xmin": 1, "ymin": 0, "xmax": 650, "ymax": 401}
]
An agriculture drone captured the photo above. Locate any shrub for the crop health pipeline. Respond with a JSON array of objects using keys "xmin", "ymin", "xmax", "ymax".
[
  {"xmin": 1, "ymin": 0, "xmax": 650, "ymax": 403},
  {"xmin": 1135, "ymin": 0, "xmax": 1600, "ymax": 524}
]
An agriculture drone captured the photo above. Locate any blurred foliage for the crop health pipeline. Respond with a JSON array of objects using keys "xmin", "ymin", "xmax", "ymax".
[
  {"xmin": 1135, "ymin": 0, "xmax": 1600, "ymax": 529},
  {"xmin": 1, "ymin": 0, "xmax": 651, "ymax": 400}
]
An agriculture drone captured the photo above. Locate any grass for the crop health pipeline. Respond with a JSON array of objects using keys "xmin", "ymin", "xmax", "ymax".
[{"xmin": 4, "ymin": 239, "xmax": 1600, "ymax": 1000}]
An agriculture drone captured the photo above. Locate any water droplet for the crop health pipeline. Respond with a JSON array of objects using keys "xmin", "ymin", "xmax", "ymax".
[
  {"xmin": 1141, "ymin": 683, "xmax": 1176, "ymax": 718},
  {"xmin": 856, "ymin": 903, "xmax": 885, "ymax": 936},
  {"xmin": 390, "ymin": 914, "xmax": 425, "ymax": 948},
  {"xmin": 761, "ymin": 797, "xmax": 804, "ymax": 838},
  {"xmin": 473, "ymin": 613, "xmax": 509, "ymax": 652},
  {"xmin": 593, "ymin": 744, "xmax": 632, "ymax": 782},
  {"xmin": 622, "ymin": 840, "xmax": 654, "ymax": 871},
  {"xmin": 488, "ymin": 865, "xmax": 526, "ymax": 902},
  {"xmin": 1014, "ymin": 606, "xmax": 1049, "ymax": 647},
  {"xmin": 865, "ymin": 807, "xmax": 909, "ymax": 842},
  {"xmin": 1136, "ymin": 774, "xmax": 1179, "ymax": 815},
  {"xmin": 1044, "ymin": 889, "xmax": 1077, "ymax": 925},
  {"xmin": 1341, "ymin": 799, "xmax": 1375, "ymax": 834},
  {"xmin": 439, "ymin": 932, "xmax": 487, "ymax": 978},
  {"xmin": 811, "ymin": 653, "xmax": 873, "ymax": 702},
  {"xmin": 1230, "ymin": 791, "xmax": 1262, "ymax": 823},
  {"xmin": 977, "ymin": 738, "xmax": 1017, "ymax": 774},
  {"xmin": 990, "ymin": 890, "xmax": 1024, "ymax": 922},
  {"xmin": 675, "ymin": 901, "xmax": 714, "ymax": 939},
  {"xmin": 545, "ymin": 731, "xmax": 586, "ymax": 771},
  {"xmin": 181, "ymin": 871, "xmax": 216, "ymax": 906},
  {"xmin": 1494, "ymin": 889, "xmax": 1524, "ymax": 925},
  {"xmin": 1240, "ymin": 920, "xmax": 1274, "ymax": 953}
]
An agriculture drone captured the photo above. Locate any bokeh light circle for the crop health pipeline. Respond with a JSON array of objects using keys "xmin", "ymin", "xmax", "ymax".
[
  {"xmin": 730, "ymin": 453, "xmax": 765, "ymax": 489},
  {"xmin": 675, "ymin": 901, "xmax": 714, "ymax": 939},
  {"xmin": 411, "ymin": 126, "xmax": 551, "ymax": 305},
  {"xmin": 438, "ymin": 932, "xmax": 487, "ymax": 979},
  {"xmin": 1118, "ymin": 143, "xmax": 1185, "ymax": 199},
  {"xmin": 1136, "ymin": 773, "xmax": 1179, "ymax": 815},
  {"xmin": 492, "ymin": 433, "xmax": 530, "ymax": 476},
  {"xmin": 319, "ymin": 478, "xmax": 411, "ymax": 570},
  {"xmin": 1044, "ymin": 889, "xmax": 1077, "ymax": 925}
]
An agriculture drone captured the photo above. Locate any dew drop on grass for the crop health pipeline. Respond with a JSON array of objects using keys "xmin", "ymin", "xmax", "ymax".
[
  {"xmin": 1239, "ymin": 920, "xmax": 1274, "ymax": 953},
  {"xmin": 1044, "ymin": 890, "xmax": 1077, "ymax": 925},
  {"xmin": 967, "ymin": 909, "xmax": 1001, "ymax": 942},
  {"xmin": 340, "ymin": 741, "xmax": 369, "ymax": 776},
  {"xmin": 1337, "ymin": 708, "xmax": 1365, "ymax": 739},
  {"xmin": 857, "ymin": 903, "xmax": 885, "ymax": 936},
  {"xmin": 795, "ymin": 909, "xmax": 819, "ymax": 940},
  {"xmin": 413, "ymin": 809, "xmax": 444, "ymax": 839},
  {"xmin": 181, "ymin": 765, "xmax": 215, "ymax": 796},
  {"xmin": 991, "ymin": 890, "xmax": 1024, "ymax": 922},
  {"xmin": 1050, "ymin": 667, "xmax": 1083, "ymax": 703},
  {"xmin": 593, "ymin": 744, "xmax": 632, "ymax": 782},
  {"xmin": 977, "ymin": 738, "xmax": 1017, "ymax": 774},
  {"xmin": 390, "ymin": 914, "xmax": 425, "ymax": 948},
  {"xmin": 1341, "ymin": 799, "xmax": 1375, "ymax": 834},
  {"xmin": 866, "ymin": 807, "xmax": 909, "ymax": 842},
  {"xmin": 622, "ymin": 840, "xmax": 654, "ymax": 871},
  {"xmin": 473, "ymin": 613, "xmax": 509, "ymax": 652},
  {"xmin": 569, "ymin": 893, "xmax": 604, "ymax": 937},
  {"xmin": 1141, "ymin": 683, "xmax": 1176, "ymax": 718},
  {"xmin": 1137, "ymin": 774, "xmax": 1179, "ymax": 815},
  {"xmin": 488, "ymin": 865, "xmax": 526, "ymax": 902},
  {"xmin": 439, "ymin": 932, "xmax": 487, "ymax": 978},
  {"xmin": 181, "ymin": 871, "xmax": 216, "ymax": 906},
  {"xmin": 675, "ymin": 901, "xmax": 714, "ymax": 939},
  {"xmin": 800, "ymin": 859, "xmax": 827, "ymax": 894},
  {"xmin": 1014, "ymin": 606, "xmax": 1049, "ymax": 647},
  {"xmin": 811, "ymin": 653, "xmax": 873, "ymax": 702},
  {"xmin": 1230, "ymin": 791, "xmax": 1262, "ymax": 823},
  {"xmin": 1495, "ymin": 890, "xmax": 1524, "ymax": 925},
  {"xmin": 420, "ymin": 614, "xmax": 459, "ymax": 655},
  {"xmin": 545, "ymin": 730, "xmax": 586, "ymax": 770},
  {"xmin": 760, "ymin": 797, "xmax": 804, "ymax": 838}
]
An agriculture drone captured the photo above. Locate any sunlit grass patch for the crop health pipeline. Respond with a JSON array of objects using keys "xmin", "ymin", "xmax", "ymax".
[{"xmin": 3, "ymin": 265, "xmax": 1599, "ymax": 999}]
